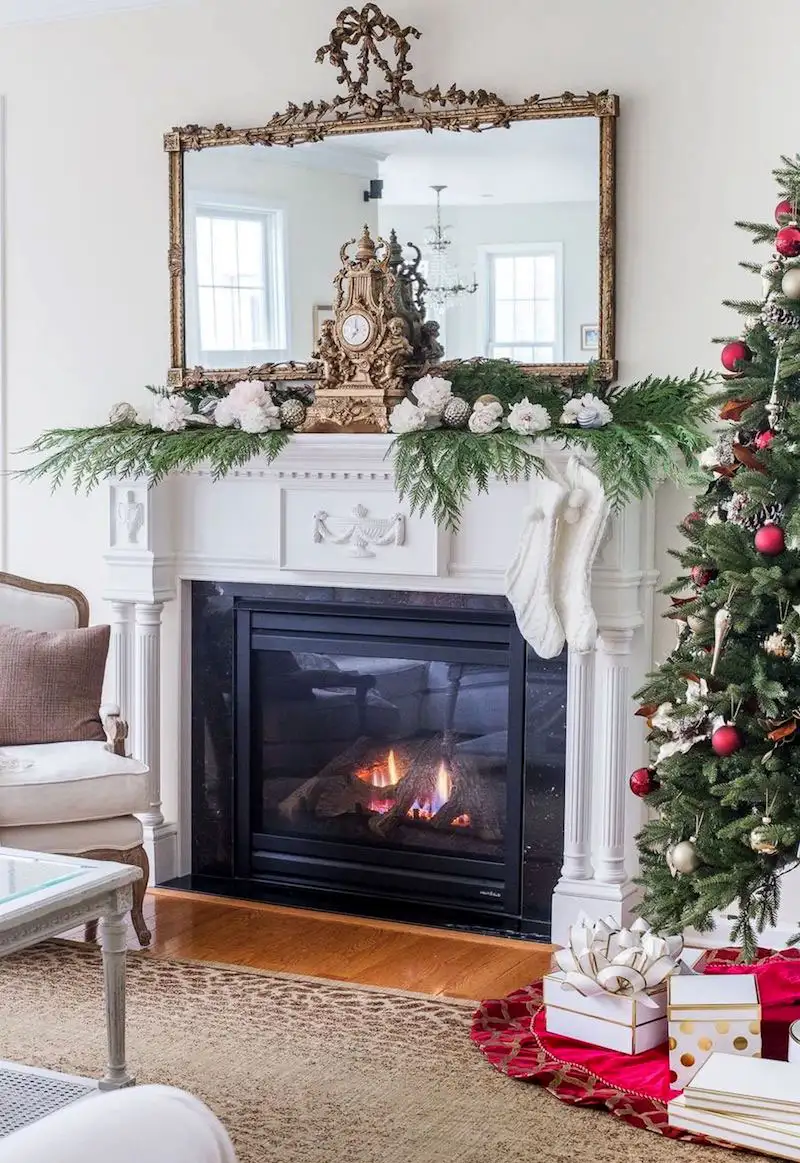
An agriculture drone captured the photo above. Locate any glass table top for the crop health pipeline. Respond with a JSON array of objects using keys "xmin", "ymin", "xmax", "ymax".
[{"xmin": 0, "ymin": 854, "xmax": 83, "ymax": 906}]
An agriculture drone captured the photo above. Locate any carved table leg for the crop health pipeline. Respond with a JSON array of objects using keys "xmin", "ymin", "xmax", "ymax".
[{"xmin": 99, "ymin": 899, "xmax": 135, "ymax": 1090}]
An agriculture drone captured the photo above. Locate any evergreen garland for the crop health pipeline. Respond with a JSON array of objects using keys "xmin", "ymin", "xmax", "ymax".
[{"xmin": 18, "ymin": 361, "xmax": 714, "ymax": 533}]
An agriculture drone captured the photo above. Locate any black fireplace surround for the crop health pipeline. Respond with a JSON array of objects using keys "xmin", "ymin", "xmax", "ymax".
[{"xmin": 180, "ymin": 582, "xmax": 567, "ymax": 939}]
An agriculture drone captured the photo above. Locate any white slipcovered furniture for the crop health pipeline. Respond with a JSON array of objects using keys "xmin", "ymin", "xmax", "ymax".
[
  {"xmin": 0, "ymin": 573, "xmax": 151, "ymax": 945},
  {"xmin": 0, "ymin": 1085, "xmax": 237, "ymax": 1163}
]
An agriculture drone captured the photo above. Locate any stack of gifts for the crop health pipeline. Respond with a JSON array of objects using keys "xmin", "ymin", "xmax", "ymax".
[
  {"xmin": 543, "ymin": 917, "xmax": 687, "ymax": 1054},
  {"xmin": 669, "ymin": 1053, "xmax": 800, "ymax": 1157}
]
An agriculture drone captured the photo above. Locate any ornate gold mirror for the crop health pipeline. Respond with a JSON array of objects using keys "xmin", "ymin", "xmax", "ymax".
[{"xmin": 165, "ymin": 4, "xmax": 617, "ymax": 397}]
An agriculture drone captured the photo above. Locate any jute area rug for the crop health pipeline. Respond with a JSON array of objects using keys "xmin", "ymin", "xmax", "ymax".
[{"xmin": 0, "ymin": 942, "xmax": 729, "ymax": 1163}]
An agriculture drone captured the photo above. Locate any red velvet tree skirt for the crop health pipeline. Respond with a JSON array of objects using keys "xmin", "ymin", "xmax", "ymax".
[{"xmin": 470, "ymin": 949, "xmax": 800, "ymax": 1144}]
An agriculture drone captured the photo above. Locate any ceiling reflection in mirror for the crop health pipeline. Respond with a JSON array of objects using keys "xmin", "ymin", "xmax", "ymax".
[{"xmin": 182, "ymin": 117, "xmax": 600, "ymax": 372}]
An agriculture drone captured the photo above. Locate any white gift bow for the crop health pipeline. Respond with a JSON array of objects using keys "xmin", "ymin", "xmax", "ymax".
[{"xmin": 554, "ymin": 916, "xmax": 684, "ymax": 1008}]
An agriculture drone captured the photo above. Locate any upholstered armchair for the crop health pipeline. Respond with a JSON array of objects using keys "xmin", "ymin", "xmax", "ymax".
[{"xmin": 0, "ymin": 572, "xmax": 151, "ymax": 945}]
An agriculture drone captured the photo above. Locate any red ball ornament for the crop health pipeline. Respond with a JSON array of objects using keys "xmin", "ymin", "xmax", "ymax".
[
  {"xmin": 691, "ymin": 565, "xmax": 717, "ymax": 587},
  {"xmin": 712, "ymin": 724, "xmax": 744, "ymax": 757},
  {"xmin": 754, "ymin": 523, "xmax": 785, "ymax": 556},
  {"xmin": 629, "ymin": 767, "xmax": 659, "ymax": 797},
  {"xmin": 755, "ymin": 429, "xmax": 776, "ymax": 450},
  {"xmin": 721, "ymin": 341, "xmax": 752, "ymax": 372},
  {"xmin": 682, "ymin": 510, "xmax": 704, "ymax": 530},
  {"xmin": 776, "ymin": 225, "xmax": 800, "ymax": 257},
  {"xmin": 776, "ymin": 198, "xmax": 795, "ymax": 222}
]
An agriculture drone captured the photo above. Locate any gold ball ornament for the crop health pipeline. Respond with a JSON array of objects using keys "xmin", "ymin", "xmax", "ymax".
[
  {"xmin": 750, "ymin": 817, "xmax": 779, "ymax": 855},
  {"xmin": 763, "ymin": 630, "xmax": 794, "ymax": 658},
  {"xmin": 781, "ymin": 267, "xmax": 800, "ymax": 300},
  {"xmin": 475, "ymin": 394, "xmax": 501, "ymax": 407}
]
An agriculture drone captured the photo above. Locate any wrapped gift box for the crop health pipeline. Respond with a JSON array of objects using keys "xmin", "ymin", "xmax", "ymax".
[
  {"xmin": 668, "ymin": 1093, "xmax": 800, "ymax": 1159},
  {"xmin": 543, "ymin": 972, "xmax": 667, "ymax": 1055},
  {"xmin": 684, "ymin": 1052, "xmax": 800, "ymax": 1124},
  {"xmin": 667, "ymin": 974, "xmax": 761, "ymax": 1090}
]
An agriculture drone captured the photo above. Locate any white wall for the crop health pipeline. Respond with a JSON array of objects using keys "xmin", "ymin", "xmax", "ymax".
[
  {"xmin": 383, "ymin": 200, "xmax": 597, "ymax": 362},
  {"xmin": 0, "ymin": 0, "xmax": 793, "ymax": 893}
]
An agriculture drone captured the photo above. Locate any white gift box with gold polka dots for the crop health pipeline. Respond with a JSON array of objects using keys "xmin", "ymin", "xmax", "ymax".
[{"xmin": 667, "ymin": 974, "xmax": 761, "ymax": 1091}]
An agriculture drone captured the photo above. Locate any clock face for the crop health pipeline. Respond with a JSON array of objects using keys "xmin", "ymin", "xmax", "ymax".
[{"xmin": 341, "ymin": 312, "xmax": 372, "ymax": 348}]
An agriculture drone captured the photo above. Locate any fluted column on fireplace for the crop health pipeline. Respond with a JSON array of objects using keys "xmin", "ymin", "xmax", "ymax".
[{"xmin": 103, "ymin": 478, "xmax": 178, "ymax": 884}]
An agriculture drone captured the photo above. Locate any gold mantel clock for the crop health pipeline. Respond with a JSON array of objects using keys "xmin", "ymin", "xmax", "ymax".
[{"xmin": 303, "ymin": 225, "xmax": 440, "ymax": 433}]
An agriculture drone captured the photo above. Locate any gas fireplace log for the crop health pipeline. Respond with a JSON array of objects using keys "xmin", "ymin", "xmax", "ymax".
[
  {"xmin": 430, "ymin": 755, "xmax": 503, "ymax": 841},
  {"xmin": 278, "ymin": 737, "xmax": 380, "ymax": 821},
  {"xmin": 368, "ymin": 737, "xmax": 457, "ymax": 836}
]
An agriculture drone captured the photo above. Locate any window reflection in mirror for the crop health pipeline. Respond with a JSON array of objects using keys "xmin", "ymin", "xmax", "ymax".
[{"xmin": 182, "ymin": 117, "xmax": 600, "ymax": 370}]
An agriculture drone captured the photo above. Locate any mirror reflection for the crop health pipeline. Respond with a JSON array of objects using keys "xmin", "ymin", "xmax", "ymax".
[{"xmin": 183, "ymin": 117, "xmax": 600, "ymax": 371}]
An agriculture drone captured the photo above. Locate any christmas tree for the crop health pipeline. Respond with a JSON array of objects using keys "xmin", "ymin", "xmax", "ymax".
[{"xmin": 634, "ymin": 156, "xmax": 800, "ymax": 960}]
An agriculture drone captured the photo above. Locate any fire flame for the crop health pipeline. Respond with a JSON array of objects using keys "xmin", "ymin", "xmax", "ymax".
[{"xmin": 356, "ymin": 750, "xmax": 470, "ymax": 828}]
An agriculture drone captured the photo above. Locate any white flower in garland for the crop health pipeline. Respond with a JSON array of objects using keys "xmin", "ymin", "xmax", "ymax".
[
  {"xmin": 506, "ymin": 398, "xmax": 552, "ymax": 436},
  {"xmin": 412, "ymin": 375, "xmax": 452, "ymax": 419},
  {"xmin": 389, "ymin": 397, "xmax": 427, "ymax": 434},
  {"xmin": 468, "ymin": 401, "xmax": 503, "ymax": 434},
  {"xmin": 149, "ymin": 394, "xmax": 194, "ymax": 433},
  {"xmin": 213, "ymin": 380, "xmax": 280, "ymax": 431},
  {"xmin": 560, "ymin": 393, "xmax": 613, "ymax": 428},
  {"xmin": 239, "ymin": 399, "xmax": 281, "ymax": 433}
]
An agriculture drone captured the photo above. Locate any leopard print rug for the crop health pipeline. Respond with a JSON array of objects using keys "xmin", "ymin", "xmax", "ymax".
[{"xmin": 0, "ymin": 942, "xmax": 730, "ymax": 1163}]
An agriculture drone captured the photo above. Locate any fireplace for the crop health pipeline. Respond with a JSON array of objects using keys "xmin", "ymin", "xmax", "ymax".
[{"xmin": 191, "ymin": 583, "xmax": 567, "ymax": 936}]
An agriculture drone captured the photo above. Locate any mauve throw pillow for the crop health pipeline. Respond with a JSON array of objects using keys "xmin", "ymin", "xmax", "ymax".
[{"xmin": 0, "ymin": 624, "xmax": 110, "ymax": 745}]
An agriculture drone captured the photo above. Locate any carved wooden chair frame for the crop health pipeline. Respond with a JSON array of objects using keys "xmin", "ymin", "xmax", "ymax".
[{"xmin": 0, "ymin": 571, "xmax": 151, "ymax": 946}]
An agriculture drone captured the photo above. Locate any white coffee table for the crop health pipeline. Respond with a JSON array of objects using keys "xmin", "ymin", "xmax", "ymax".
[{"xmin": 0, "ymin": 848, "xmax": 141, "ymax": 1094}]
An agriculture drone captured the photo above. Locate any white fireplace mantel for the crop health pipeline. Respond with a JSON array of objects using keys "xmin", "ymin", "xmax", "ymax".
[{"xmin": 103, "ymin": 434, "xmax": 657, "ymax": 943}]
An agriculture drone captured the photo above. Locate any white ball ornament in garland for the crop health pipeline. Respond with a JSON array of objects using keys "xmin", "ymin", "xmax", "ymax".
[
  {"xmin": 560, "ymin": 393, "xmax": 613, "ymax": 429},
  {"xmin": 468, "ymin": 399, "xmax": 503, "ymax": 434},
  {"xmin": 108, "ymin": 401, "xmax": 137, "ymax": 425}
]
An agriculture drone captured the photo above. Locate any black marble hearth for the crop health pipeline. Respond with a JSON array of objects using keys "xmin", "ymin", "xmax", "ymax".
[{"xmin": 180, "ymin": 582, "xmax": 567, "ymax": 938}]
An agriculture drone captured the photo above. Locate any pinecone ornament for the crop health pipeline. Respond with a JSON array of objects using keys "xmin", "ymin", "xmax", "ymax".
[
  {"xmin": 727, "ymin": 493, "xmax": 784, "ymax": 532},
  {"xmin": 279, "ymin": 399, "xmax": 307, "ymax": 429},
  {"xmin": 762, "ymin": 298, "xmax": 800, "ymax": 338},
  {"xmin": 442, "ymin": 397, "xmax": 471, "ymax": 429}
]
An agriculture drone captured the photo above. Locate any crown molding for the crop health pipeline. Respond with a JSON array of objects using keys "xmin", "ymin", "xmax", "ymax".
[{"xmin": 0, "ymin": 0, "xmax": 181, "ymax": 26}]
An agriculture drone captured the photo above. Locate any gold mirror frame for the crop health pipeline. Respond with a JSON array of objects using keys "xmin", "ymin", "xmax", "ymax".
[{"xmin": 164, "ymin": 4, "xmax": 618, "ymax": 389}]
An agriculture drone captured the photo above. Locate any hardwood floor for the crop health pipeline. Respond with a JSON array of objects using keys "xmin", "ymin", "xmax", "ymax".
[{"xmin": 68, "ymin": 889, "xmax": 553, "ymax": 1000}]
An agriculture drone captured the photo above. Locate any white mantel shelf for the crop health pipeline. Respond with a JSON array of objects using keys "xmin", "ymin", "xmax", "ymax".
[{"xmin": 103, "ymin": 434, "xmax": 657, "ymax": 943}]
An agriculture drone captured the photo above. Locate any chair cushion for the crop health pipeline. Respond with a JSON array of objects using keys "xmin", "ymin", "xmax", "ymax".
[
  {"xmin": 0, "ymin": 814, "xmax": 143, "ymax": 854},
  {"xmin": 0, "ymin": 624, "xmax": 110, "ymax": 745},
  {"xmin": 0, "ymin": 741, "xmax": 148, "ymax": 827}
]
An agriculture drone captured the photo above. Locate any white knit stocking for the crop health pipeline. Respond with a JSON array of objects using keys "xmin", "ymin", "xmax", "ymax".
[
  {"xmin": 505, "ymin": 473, "xmax": 569, "ymax": 659},
  {"xmin": 553, "ymin": 457, "xmax": 611, "ymax": 653}
]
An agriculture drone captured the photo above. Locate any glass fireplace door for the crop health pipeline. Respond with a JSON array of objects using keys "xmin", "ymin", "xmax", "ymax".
[{"xmin": 235, "ymin": 606, "xmax": 525, "ymax": 916}]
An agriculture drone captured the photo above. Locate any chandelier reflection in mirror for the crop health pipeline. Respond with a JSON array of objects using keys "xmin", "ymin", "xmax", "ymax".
[{"xmin": 423, "ymin": 185, "xmax": 479, "ymax": 308}]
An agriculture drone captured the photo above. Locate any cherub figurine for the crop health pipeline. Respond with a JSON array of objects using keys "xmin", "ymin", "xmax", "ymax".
[
  {"xmin": 316, "ymin": 318, "xmax": 352, "ymax": 388},
  {"xmin": 375, "ymin": 317, "xmax": 413, "ymax": 396}
]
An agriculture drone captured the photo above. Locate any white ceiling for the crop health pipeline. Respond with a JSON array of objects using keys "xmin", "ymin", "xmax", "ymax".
[
  {"xmin": 291, "ymin": 118, "xmax": 599, "ymax": 205},
  {"xmin": 0, "ymin": 0, "xmax": 180, "ymax": 25}
]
